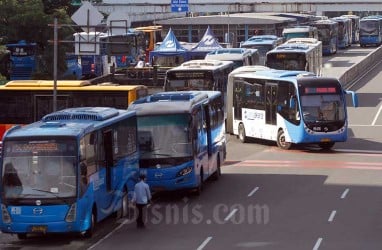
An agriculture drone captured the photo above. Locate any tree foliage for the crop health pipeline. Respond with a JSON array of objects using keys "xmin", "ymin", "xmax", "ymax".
[{"xmin": 0, "ymin": 0, "xmax": 80, "ymax": 78}]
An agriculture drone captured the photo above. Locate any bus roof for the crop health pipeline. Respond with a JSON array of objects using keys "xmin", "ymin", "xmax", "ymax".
[
  {"xmin": 232, "ymin": 69, "xmax": 315, "ymax": 80},
  {"xmin": 284, "ymin": 38, "xmax": 320, "ymax": 45},
  {"xmin": 168, "ymin": 59, "xmax": 234, "ymax": 71},
  {"xmin": 282, "ymin": 26, "xmax": 317, "ymax": 33},
  {"xmin": 269, "ymin": 43, "xmax": 311, "ymax": 53},
  {"xmin": 205, "ymin": 48, "xmax": 258, "ymax": 61},
  {"xmin": 0, "ymin": 80, "xmax": 147, "ymax": 91},
  {"xmin": 4, "ymin": 107, "xmax": 136, "ymax": 138},
  {"xmin": 129, "ymin": 91, "xmax": 220, "ymax": 116}
]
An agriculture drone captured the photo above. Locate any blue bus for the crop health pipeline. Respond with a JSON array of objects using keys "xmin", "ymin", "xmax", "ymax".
[
  {"xmin": 359, "ymin": 16, "xmax": 382, "ymax": 47},
  {"xmin": 0, "ymin": 107, "xmax": 139, "ymax": 238},
  {"xmin": 128, "ymin": 91, "xmax": 225, "ymax": 194},
  {"xmin": 5, "ymin": 40, "xmax": 37, "ymax": 80},
  {"xmin": 226, "ymin": 69, "xmax": 358, "ymax": 150},
  {"xmin": 312, "ymin": 19, "xmax": 338, "ymax": 55}
]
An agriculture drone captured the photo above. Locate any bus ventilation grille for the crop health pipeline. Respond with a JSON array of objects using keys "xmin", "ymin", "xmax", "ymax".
[{"xmin": 42, "ymin": 107, "xmax": 119, "ymax": 122}]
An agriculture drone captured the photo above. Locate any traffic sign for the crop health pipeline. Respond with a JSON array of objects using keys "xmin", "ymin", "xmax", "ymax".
[
  {"xmin": 171, "ymin": 0, "xmax": 189, "ymax": 12},
  {"xmin": 71, "ymin": 1, "xmax": 103, "ymax": 32}
]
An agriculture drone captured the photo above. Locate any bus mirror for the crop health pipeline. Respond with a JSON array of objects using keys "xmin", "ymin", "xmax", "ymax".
[{"xmin": 345, "ymin": 90, "xmax": 358, "ymax": 107}]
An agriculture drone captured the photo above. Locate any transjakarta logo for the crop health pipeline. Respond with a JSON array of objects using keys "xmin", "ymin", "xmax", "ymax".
[
  {"xmin": 164, "ymin": 40, "xmax": 175, "ymax": 48},
  {"xmin": 202, "ymin": 35, "xmax": 215, "ymax": 46}
]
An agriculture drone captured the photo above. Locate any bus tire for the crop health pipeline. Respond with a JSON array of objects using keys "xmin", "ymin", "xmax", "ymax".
[
  {"xmin": 17, "ymin": 233, "xmax": 27, "ymax": 240},
  {"xmin": 276, "ymin": 130, "xmax": 292, "ymax": 150},
  {"xmin": 212, "ymin": 156, "xmax": 221, "ymax": 181},
  {"xmin": 195, "ymin": 170, "xmax": 204, "ymax": 196},
  {"xmin": 319, "ymin": 142, "xmax": 335, "ymax": 150},
  {"xmin": 83, "ymin": 210, "xmax": 96, "ymax": 238},
  {"xmin": 238, "ymin": 123, "xmax": 248, "ymax": 143},
  {"xmin": 116, "ymin": 188, "xmax": 128, "ymax": 219}
]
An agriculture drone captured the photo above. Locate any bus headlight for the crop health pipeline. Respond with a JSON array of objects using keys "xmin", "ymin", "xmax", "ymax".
[
  {"xmin": 177, "ymin": 167, "xmax": 192, "ymax": 177},
  {"xmin": 65, "ymin": 203, "xmax": 77, "ymax": 223},
  {"xmin": 1, "ymin": 204, "xmax": 11, "ymax": 223}
]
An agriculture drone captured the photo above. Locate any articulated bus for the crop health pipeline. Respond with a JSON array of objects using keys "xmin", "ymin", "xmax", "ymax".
[
  {"xmin": 0, "ymin": 107, "xmax": 139, "ymax": 238},
  {"xmin": 266, "ymin": 40, "xmax": 322, "ymax": 76},
  {"xmin": 205, "ymin": 48, "xmax": 260, "ymax": 69},
  {"xmin": 0, "ymin": 80, "xmax": 148, "ymax": 140},
  {"xmin": 226, "ymin": 69, "xmax": 358, "ymax": 149},
  {"xmin": 240, "ymin": 35, "xmax": 283, "ymax": 65},
  {"xmin": 312, "ymin": 19, "xmax": 338, "ymax": 55},
  {"xmin": 331, "ymin": 17, "xmax": 352, "ymax": 49},
  {"xmin": 359, "ymin": 16, "xmax": 382, "ymax": 47},
  {"xmin": 128, "ymin": 91, "xmax": 225, "ymax": 194}
]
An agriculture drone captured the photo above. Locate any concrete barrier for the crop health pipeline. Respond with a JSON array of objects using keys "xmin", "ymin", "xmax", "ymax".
[{"xmin": 339, "ymin": 46, "xmax": 382, "ymax": 89}]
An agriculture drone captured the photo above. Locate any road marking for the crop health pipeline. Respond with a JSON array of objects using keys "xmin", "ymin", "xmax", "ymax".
[
  {"xmin": 371, "ymin": 103, "xmax": 382, "ymax": 126},
  {"xmin": 196, "ymin": 236, "xmax": 213, "ymax": 250},
  {"xmin": 313, "ymin": 238, "xmax": 323, "ymax": 250},
  {"xmin": 341, "ymin": 188, "xmax": 350, "ymax": 199},
  {"xmin": 328, "ymin": 210, "xmax": 337, "ymax": 222},
  {"xmin": 224, "ymin": 208, "xmax": 238, "ymax": 221},
  {"xmin": 88, "ymin": 218, "xmax": 129, "ymax": 250},
  {"xmin": 248, "ymin": 187, "xmax": 259, "ymax": 197},
  {"xmin": 225, "ymin": 160, "xmax": 382, "ymax": 170}
]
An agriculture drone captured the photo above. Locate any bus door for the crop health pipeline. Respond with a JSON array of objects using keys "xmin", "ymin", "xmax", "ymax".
[
  {"xmin": 102, "ymin": 129, "xmax": 113, "ymax": 192},
  {"xmin": 34, "ymin": 94, "xmax": 72, "ymax": 121},
  {"xmin": 203, "ymin": 104, "xmax": 213, "ymax": 175},
  {"xmin": 265, "ymin": 82, "xmax": 278, "ymax": 125}
]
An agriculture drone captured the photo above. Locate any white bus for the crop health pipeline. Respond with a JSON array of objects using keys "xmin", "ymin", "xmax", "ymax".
[
  {"xmin": 205, "ymin": 48, "xmax": 260, "ymax": 69},
  {"xmin": 226, "ymin": 69, "xmax": 358, "ymax": 149},
  {"xmin": 266, "ymin": 38, "xmax": 322, "ymax": 76}
]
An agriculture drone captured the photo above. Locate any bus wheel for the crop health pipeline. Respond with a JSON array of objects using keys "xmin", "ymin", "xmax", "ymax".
[
  {"xmin": 277, "ymin": 130, "xmax": 292, "ymax": 150},
  {"xmin": 17, "ymin": 233, "xmax": 27, "ymax": 240},
  {"xmin": 238, "ymin": 124, "xmax": 248, "ymax": 143},
  {"xmin": 212, "ymin": 156, "xmax": 221, "ymax": 181},
  {"xmin": 195, "ymin": 171, "xmax": 204, "ymax": 196},
  {"xmin": 319, "ymin": 142, "xmax": 335, "ymax": 150},
  {"xmin": 83, "ymin": 210, "xmax": 96, "ymax": 238},
  {"xmin": 117, "ymin": 189, "xmax": 128, "ymax": 219}
]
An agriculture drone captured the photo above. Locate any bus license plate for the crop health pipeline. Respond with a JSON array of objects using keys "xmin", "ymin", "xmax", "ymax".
[
  {"xmin": 320, "ymin": 138, "xmax": 331, "ymax": 142},
  {"xmin": 31, "ymin": 225, "xmax": 47, "ymax": 233}
]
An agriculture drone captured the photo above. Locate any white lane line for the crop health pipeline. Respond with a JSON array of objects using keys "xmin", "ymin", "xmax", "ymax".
[
  {"xmin": 328, "ymin": 210, "xmax": 337, "ymax": 222},
  {"xmin": 196, "ymin": 236, "xmax": 213, "ymax": 250},
  {"xmin": 88, "ymin": 219, "xmax": 129, "ymax": 250},
  {"xmin": 247, "ymin": 187, "xmax": 259, "ymax": 197},
  {"xmin": 313, "ymin": 237, "xmax": 323, "ymax": 250},
  {"xmin": 341, "ymin": 188, "xmax": 350, "ymax": 199},
  {"xmin": 371, "ymin": 104, "xmax": 382, "ymax": 126},
  {"xmin": 224, "ymin": 208, "xmax": 238, "ymax": 221}
]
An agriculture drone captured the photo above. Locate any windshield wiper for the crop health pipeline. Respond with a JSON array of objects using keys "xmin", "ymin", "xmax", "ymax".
[{"xmin": 31, "ymin": 188, "xmax": 69, "ymax": 205}]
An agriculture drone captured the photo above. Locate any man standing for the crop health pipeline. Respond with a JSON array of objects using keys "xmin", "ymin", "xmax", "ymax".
[{"xmin": 132, "ymin": 174, "xmax": 152, "ymax": 228}]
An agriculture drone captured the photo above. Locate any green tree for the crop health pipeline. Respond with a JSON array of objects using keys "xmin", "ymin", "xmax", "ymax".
[{"xmin": 0, "ymin": 0, "xmax": 78, "ymax": 79}]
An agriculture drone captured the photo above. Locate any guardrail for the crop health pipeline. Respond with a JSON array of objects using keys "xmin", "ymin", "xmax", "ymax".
[{"xmin": 339, "ymin": 46, "xmax": 382, "ymax": 89}]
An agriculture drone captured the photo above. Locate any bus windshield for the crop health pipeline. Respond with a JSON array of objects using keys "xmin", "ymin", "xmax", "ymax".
[
  {"xmin": 266, "ymin": 53, "xmax": 306, "ymax": 71},
  {"xmin": 2, "ymin": 139, "xmax": 77, "ymax": 200},
  {"xmin": 299, "ymin": 89, "xmax": 345, "ymax": 123},
  {"xmin": 360, "ymin": 21, "xmax": 379, "ymax": 35},
  {"xmin": 137, "ymin": 114, "xmax": 192, "ymax": 167}
]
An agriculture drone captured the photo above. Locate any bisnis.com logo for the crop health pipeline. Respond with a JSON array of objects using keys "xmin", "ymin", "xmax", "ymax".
[{"xmin": 127, "ymin": 198, "xmax": 270, "ymax": 225}]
